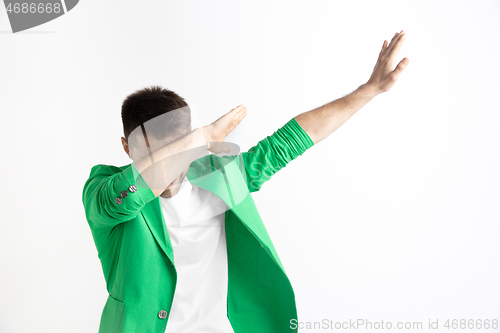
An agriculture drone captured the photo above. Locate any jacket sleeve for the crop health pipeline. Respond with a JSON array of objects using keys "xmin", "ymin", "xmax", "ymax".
[
  {"xmin": 82, "ymin": 163, "xmax": 157, "ymax": 231},
  {"xmin": 239, "ymin": 117, "xmax": 314, "ymax": 193}
]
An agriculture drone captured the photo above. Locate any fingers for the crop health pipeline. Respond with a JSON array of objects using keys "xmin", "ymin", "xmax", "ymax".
[
  {"xmin": 382, "ymin": 32, "xmax": 399, "ymax": 57},
  {"xmin": 384, "ymin": 31, "xmax": 406, "ymax": 65},
  {"xmin": 233, "ymin": 105, "xmax": 247, "ymax": 124},
  {"xmin": 238, "ymin": 106, "xmax": 247, "ymax": 119},
  {"xmin": 379, "ymin": 30, "xmax": 404, "ymax": 62},
  {"xmin": 378, "ymin": 40, "xmax": 387, "ymax": 59},
  {"xmin": 227, "ymin": 113, "xmax": 246, "ymax": 134},
  {"xmin": 229, "ymin": 105, "xmax": 247, "ymax": 120},
  {"xmin": 231, "ymin": 105, "xmax": 246, "ymax": 114},
  {"xmin": 238, "ymin": 105, "xmax": 247, "ymax": 118},
  {"xmin": 212, "ymin": 105, "xmax": 246, "ymax": 125},
  {"xmin": 223, "ymin": 105, "xmax": 247, "ymax": 137}
]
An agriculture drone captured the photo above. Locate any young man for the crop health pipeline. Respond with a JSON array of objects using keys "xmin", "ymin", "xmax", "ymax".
[{"xmin": 82, "ymin": 31, "xmax": 408, "ymax": 333}]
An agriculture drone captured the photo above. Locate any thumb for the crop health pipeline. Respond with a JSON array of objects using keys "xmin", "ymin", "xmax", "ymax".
[{"xmin": 391, "ymin": 57, "xmax": 409, "ymax": 81}]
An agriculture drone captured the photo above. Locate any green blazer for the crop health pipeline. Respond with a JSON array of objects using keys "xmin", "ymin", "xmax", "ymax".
[{"xmin": 82, "ymin": 118, "xmax": 314, "ymax": 333}]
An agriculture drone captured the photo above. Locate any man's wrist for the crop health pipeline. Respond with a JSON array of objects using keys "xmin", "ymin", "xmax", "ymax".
[
  {"xmin": 358, "ymin": 83, "xmax": 381, "ymax": 99},
  {"xmin": 200, "ymin": 126, "xmax": 212, "ymax": 150}
]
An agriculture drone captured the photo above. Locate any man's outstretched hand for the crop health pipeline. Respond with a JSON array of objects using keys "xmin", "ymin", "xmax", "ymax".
[
  {"xmin": 203, "ymin": 105, "xmax": 248, "ymax": 154},
  {"xmin": 366, "ymin": 30, "xmax": 409, "ymax": 95}
]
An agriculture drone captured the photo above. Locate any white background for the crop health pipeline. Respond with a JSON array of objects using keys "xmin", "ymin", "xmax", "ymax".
[{"xmin": 1, "ymin": 1, "xmax": 499, "ymax": 332}]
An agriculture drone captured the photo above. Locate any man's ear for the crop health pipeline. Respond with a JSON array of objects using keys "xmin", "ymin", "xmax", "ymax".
[{"xmin": 121, "ymin": 137, "xmax": 130, "ymax": 158}]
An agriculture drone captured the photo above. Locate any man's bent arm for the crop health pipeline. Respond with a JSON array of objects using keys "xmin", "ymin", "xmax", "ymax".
[
  {"xmin": 133, "ymin": 127, "xmax": 209, "ymax": 197},
  {"xmin": 83, "ymin": 130, "xmax": 214, "ymax": 231},
  {"xmin": 295, "ymin": 30, "xmax": 409, "ymax": 144},
  {"xmin": 132, "ymin": 105, "xmax": 247, "ymax": 197},
  {"xmin": 82, "ymin": 106, "xmax": 246, "ymax": 230}
]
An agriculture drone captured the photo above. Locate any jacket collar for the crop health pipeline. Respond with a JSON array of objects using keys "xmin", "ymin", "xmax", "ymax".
[{"xmin": 140, "ymin": 154, "xmax": 250, "ymax": 265}]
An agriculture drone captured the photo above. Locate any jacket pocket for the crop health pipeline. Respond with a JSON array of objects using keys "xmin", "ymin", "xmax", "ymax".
[{"xmin": 99, "ymin": 294, "xmax": 125, "ymax": 333}]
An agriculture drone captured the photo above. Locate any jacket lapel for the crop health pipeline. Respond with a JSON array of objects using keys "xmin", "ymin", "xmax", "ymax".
[
  {"xmin": 139, "ymin": 154, "xmax": 271, "ymax": 267},
  {"xmin": 141, "ymin": 197, "xmax": 175, "ymax": 264},
  {"xmin": 186, "ymin": 154, "xmax": 249, "ymax": 211},
  {"xmin": 188, "ymin": 155, "xmax": 288, "ymax": 274},
  {"xmin": 138, "ymin": 155, "xmax": 225, "ymax": 266}
]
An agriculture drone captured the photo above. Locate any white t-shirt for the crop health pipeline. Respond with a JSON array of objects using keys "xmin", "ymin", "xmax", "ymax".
[{"xmin": 159, "ymin": 176, "xmax": 235, "ymax": 333}]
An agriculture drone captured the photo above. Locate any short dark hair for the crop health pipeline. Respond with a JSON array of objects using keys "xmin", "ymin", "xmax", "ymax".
[{"xmin": 121, "ymin": 85, "xmax": 191, "ymax": 142}]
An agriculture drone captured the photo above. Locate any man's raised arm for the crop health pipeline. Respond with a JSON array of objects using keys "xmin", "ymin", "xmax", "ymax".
[{"xmin": 295, "ymin": 30, "xmax": 409, "ymax": 144}]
